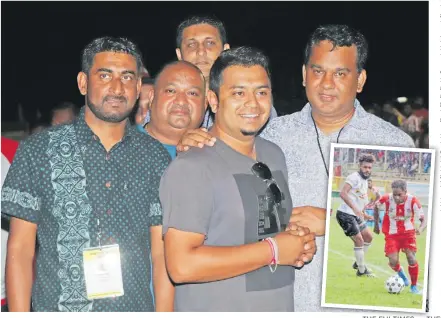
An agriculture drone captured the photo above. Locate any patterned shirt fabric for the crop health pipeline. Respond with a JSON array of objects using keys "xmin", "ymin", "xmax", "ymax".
[
  {"xmin": 260, "ymin": 99, "xmax": 415, "ymax": 312},
  {"xmin": 1, "ymin": 107, "xmax": 171, "ymax": 312},
  {"xmin": 135, "ymin": 124, "xmax": 176, "ymax": 160}
]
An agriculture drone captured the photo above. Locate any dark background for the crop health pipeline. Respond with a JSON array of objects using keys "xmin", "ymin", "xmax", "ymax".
[{"xmin": 1, "ymin": 1, "xmax": 428, "ymax": 121}]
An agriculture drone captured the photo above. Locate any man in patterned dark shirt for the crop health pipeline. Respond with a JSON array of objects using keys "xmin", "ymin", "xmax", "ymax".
[{"xmin": 1, "ymin": 37, "xmax": 173, "ymax": 312}]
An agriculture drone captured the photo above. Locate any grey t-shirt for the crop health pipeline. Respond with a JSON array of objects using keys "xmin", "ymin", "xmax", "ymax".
[{"xmin": 160, "ymin": 137, "xmax": 294, "ymax": 312}]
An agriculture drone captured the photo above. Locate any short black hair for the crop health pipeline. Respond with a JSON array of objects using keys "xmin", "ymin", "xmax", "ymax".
[
  {"xmin": 304, "ymin": 24, "xmax": 368, "ymax": 73},
  {"xmin": 209, "ymin": 46, "xmax": 271, "ymax": 97},
  {"xmin": 154, "ymin": 60, "xmax": 205, "ymax": 89},
  {"xmin": 81, "ymin": 36, "xmax": 144, "ymax": 75},
  {"xmin": 391, "ymin": 179, "xmax": 407, "ymax": 191},
  {"xmin": 176, "ymin": 16, "xmax": 228, "ymax": 48}
]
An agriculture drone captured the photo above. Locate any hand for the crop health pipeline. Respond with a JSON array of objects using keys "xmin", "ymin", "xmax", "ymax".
[
  {"xmin": 273, "ymin": 229, "xmax": 316, "ymax": 268},
  {"xmin": 373, "ymin": 224, "xmax": 380, "ymax": 235},
  {"xmin": 354, "ymin": 208, "xmax": 364, "ymax": 220},
  {"xmin": 416, "ymin": 228, "xmax": 421, "ymax": 235},
  {"xmin": 176, "ymin": 128, "xmax": 216, "ymax": 153},
  {"xmin": 364, "ymin": 213, "xmax": 374, "ymax": 221},
  {"xmin": 289, "ymin": 206, "xmax": 326, "ymax": 236}
]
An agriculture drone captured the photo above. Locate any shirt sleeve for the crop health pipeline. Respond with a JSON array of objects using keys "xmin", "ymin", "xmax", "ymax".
[
  {"xmin": 412, "ymin": 197, "xmax": 424, "ymax": 219},
  {"xmin": 378, "ymin": 194, "xmax": 389, "ymax": 205},
  {"xmin": 1, "ymin": 141, "xmax": 41, "ymax": 224},
  {"xmin": 345, "ymin": 173, "xmax": 358, "ymax": 188},
  {"xmin": 148, "ymin": 149, "xmax": 171, "ymax": 227},
  {"xmin": 160, "ymin": 155, "xmax": 214, "ymax": 236}
]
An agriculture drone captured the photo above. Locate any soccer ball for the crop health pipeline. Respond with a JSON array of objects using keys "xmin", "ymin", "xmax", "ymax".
[{"xmin": 385, "ymin": 275, "xmax": 405, "ymax": 294}]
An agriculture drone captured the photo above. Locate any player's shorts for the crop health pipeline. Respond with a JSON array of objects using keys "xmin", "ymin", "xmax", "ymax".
[
  {"xmin": 385, "ymin": 231, "xmax": 417, "ymax": 255},
  {"xmin": 336, "ymin": 210, "xmax": 367, "ymax": 237},
  {"xmin": 384, "ymin": 231, "xmax": 417, "ymax": 256}
]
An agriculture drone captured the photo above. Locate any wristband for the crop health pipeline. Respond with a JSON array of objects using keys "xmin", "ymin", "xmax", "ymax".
[{"xmin": 264, "ymin": 237, "xmax": 279, "ymax": 273}]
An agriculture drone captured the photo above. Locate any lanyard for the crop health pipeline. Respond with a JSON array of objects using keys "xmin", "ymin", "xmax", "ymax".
[{"xmin": 311, "ymin": 111, "xmax": 345, "ymax": 177}]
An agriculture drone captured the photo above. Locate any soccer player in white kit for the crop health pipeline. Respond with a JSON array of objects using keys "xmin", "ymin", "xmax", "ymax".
[{"xmin": 336, "ymin": 153, "xmax": 376, "ymax": 277}]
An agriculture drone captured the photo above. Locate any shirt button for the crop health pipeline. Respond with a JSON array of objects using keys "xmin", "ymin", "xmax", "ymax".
[
  {"xmin": 106, "ymin": 154, "xmax": 110, "ymax": 160},
  {"xmin": 107, "ymin": 209, "xmax": 112, "ymax": 215},
  {"xmin": 105, "ymin": 181, "xmax": 111, "ymax": 188}
]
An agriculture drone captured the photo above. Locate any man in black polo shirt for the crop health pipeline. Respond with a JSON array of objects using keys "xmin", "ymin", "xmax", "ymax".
[{"xmin": 1, "ymin": 37, "xmax": 173, "ymax": 312}]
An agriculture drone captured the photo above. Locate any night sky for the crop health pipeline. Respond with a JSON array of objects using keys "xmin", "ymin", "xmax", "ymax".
[{"xmin": 1, "ymin": 1, "xmax": 428, "ymax": 122}]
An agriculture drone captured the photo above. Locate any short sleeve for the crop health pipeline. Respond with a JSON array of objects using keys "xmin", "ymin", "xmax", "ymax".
[
  {"xmin": 345, "ymin": 173, "xmax": 358, "ymax": 188},
  {"xmin": 160, "ymin": 156, "xmax": 213, "ymax": 236},
  {"xmin": 1, "ymin": 142, "xmax": 41, "ymax": 224},
  {"xmin": 412, "ymin": 197, "xmax": 424, "ymax": 218},
  {"xmin": 147, "ymin": 149, "xmax": 170, "ymax": 227},
  {"xmin": 378, "ymin": 194, "xmax": 389, "ymax": 205}
]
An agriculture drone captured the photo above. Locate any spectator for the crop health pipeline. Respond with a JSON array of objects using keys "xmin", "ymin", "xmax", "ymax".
[{"xmin": 50, "ymin": 101, "xmax": 78, "ymax": 126}]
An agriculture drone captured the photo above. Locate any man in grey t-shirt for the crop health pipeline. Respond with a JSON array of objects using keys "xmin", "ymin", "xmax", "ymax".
[{"xmin": 160, "ymin": 47, "xmax": 316, "ymax": 311}]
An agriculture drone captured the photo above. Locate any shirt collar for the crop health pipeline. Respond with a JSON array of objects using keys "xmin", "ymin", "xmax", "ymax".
[
  {"xmin": 74, "ymin": 106, "xmax": 137, "ymax": 146},
  {"xmin": 298, "ymin": 99, "xmax": 369, "ymax": 131}
]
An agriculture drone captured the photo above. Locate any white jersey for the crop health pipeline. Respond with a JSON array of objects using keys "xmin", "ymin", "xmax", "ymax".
[{"xmin": 338, "ymin": 171, "xmax": 369, "ymax": 216}]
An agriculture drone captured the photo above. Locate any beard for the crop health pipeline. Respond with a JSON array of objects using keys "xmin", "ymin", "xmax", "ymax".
[
  {"xmin": 87, "ymin": 94, "xmax": 133, "ymax": 123},
  {"xmin": 240, "ymin": 129, "xmax": 258, "ymax": 136},
  {"xmin": 359, "ymin": 170, "xmax": 371, "ymax": 180}
]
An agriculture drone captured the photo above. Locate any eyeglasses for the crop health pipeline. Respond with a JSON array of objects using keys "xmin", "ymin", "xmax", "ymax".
[{"xmin": 251, "ymin": 162, "xmax": 282, "ymax": 205}]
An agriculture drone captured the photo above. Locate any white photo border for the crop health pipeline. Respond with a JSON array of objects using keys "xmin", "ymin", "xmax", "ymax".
[{"xmin": 321, "ymin": 143, "xmax": 436, "ymax": 314}]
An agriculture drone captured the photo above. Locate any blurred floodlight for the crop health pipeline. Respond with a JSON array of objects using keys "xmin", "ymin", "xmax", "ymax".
[{"xmin": 397, "ymin": 96, "xmax": 408, "ymax": 103}]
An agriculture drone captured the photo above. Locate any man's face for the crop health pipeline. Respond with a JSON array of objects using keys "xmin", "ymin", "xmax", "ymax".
[
  {"xmin": 176, "ymin": 24, "xmax": 229, "ymax": 79},
  {"xmin": 209, "ymin": 65, "xmax": 272, "ymax": 140},
  {"xmin": 302, "ymin": 40, "xmax": 366, "ymax": 118},
  {"xmin": 77, "ymin": 52, "xmax": 141, "ymax": 123},
  {"xmin": 392, "ymin": 188, "xmax": 407, "ymax": 204},
  {"xmin": 368, "ymin": 180, "xmax": 372, "ymax": 188},
  {"xmin": 150, "ymin": 63, "xmax": 206, "ymax": 131},
  {"xmin": 359, "ymin": 162, "xmax": 373, "ymax": 179},
  {"xmin": 51, "ymin": 108, "xmax": 75, "ymax": 126}
]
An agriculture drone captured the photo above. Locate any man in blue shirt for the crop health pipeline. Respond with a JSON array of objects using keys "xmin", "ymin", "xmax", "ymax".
[{"xmin": 137, "ymin": 60, "xmax": 207, "ymax": 159}]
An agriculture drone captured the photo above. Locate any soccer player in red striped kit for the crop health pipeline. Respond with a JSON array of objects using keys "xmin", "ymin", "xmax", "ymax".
[{"xmin": 374, "ymin": 179, "xmax": 427, "ymax": 294}]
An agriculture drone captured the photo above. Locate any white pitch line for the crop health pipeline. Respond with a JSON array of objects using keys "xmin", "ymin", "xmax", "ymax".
[{"xmin": 328, "ymin": 248, "xmax": 423, "ymax": 288}]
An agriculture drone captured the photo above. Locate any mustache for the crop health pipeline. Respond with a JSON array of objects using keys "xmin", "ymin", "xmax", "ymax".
[
  {"xmin": 169, "ymin": 105, "xmax": 190, "ymax": 113},
  {"xmin": 195, "ymin": 59, "xmax": 210, "ymax": 64},
  {"xmin": 104, "ymin": 95, "xmax": 127, "ymax": 103}
]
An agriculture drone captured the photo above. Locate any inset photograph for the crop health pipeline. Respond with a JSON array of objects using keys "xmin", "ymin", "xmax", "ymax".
[{"xmin": 321, "ymin": 144, "xmax": 435, "ymax": 313}]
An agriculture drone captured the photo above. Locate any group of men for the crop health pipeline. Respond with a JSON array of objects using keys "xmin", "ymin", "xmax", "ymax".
[{"xmin": 1, "ymin": 15, "xmax": 416, "ymax": 312}]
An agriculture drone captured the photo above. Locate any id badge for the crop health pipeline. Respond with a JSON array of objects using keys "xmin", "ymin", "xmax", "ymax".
[{"xmin": 82, "ymin": 244, "xmax": 124, "ymax": 300}]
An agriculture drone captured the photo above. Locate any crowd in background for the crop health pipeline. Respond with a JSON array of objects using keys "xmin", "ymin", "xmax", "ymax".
[
  {"xmin": 365, "ymin": 96, "xmax": 429, "ymax": 148},
  {"xmin": 335, "ymin": 146, "xmax": 432, "ymax": 179}
]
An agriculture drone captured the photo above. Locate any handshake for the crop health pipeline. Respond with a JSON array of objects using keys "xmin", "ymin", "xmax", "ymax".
[{"xmin": 268, "ymin": 223, "xmax": 317, "ymax": 269}]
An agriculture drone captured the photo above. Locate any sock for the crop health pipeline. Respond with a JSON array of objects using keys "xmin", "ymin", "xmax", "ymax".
[
  {"xmin": 389, "ymin": 262, "xmax": 401, "ymax": 272},
  {"xmin": 409, "ymin": 263, "xmax": 419, "ymax": 286},
  {"xmin": 363, "ymin": 242, "xmax": 371, "ymax": 257},
  {"xmin": 389, "ymin": 263, "xmax": 408, "ymax": 282},
  {"xmin": 354, "ymin": 247, "xmax": 365, "ymax": 273}
]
